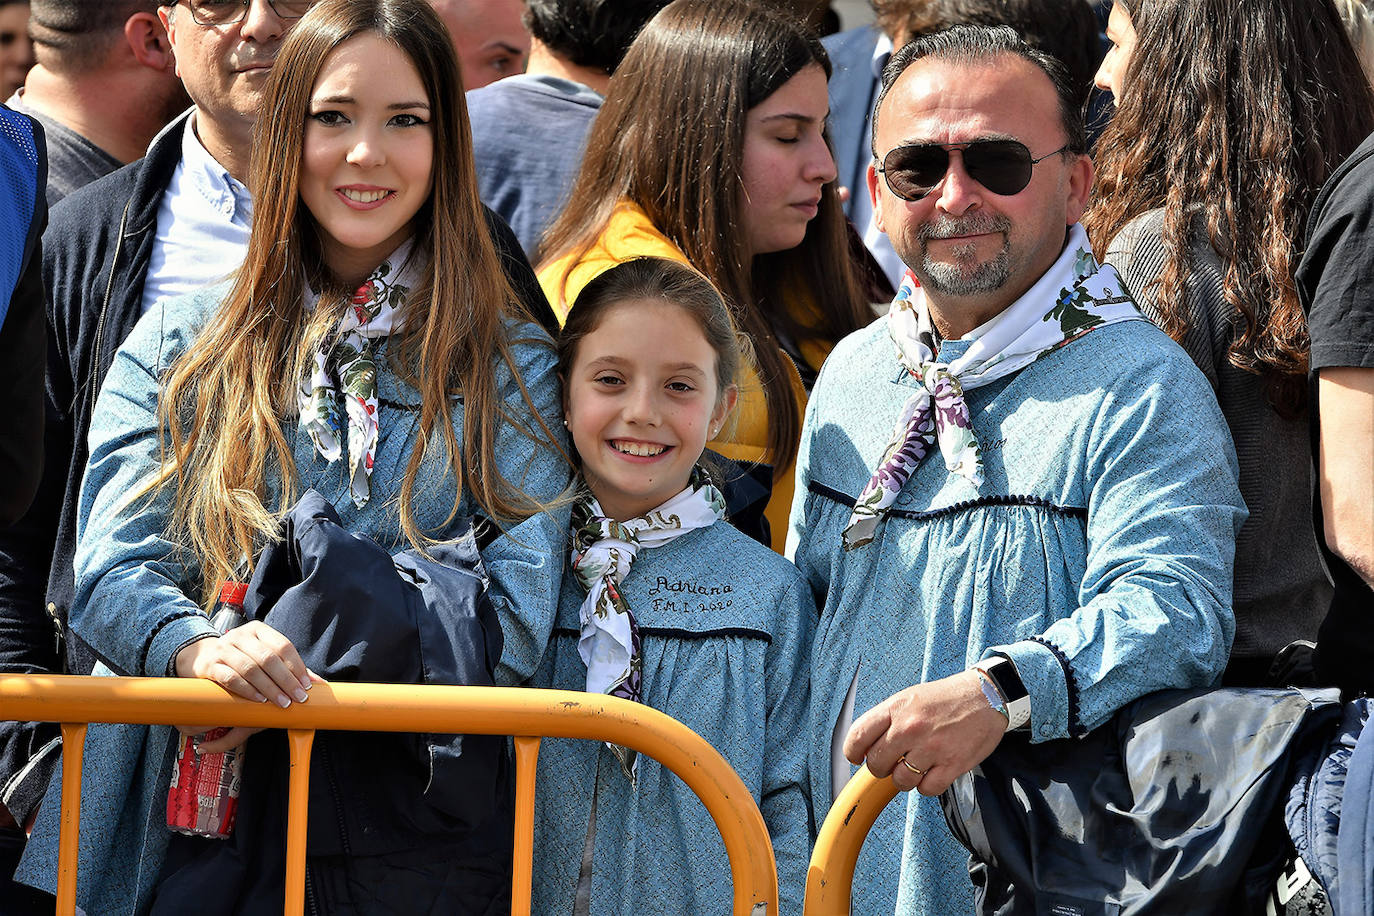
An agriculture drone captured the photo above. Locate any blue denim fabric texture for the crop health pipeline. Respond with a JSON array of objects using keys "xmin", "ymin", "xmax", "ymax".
[
  {"xmin": 17, "ymin": 285, "xmax": 571, "ymax": 913},
  {"xmin": 530, "ymin": 520, "xmax": 814, "ymax": 915},
  {"xmin": 1106, "ymin": 208, "xmax": 1330, "ymax": 672},
  {"xmin": 790, "ymin": 315, "xmax": 1245, "ymax": 916}
]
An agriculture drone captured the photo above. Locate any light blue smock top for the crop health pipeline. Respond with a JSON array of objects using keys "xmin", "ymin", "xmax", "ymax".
[
  {"xmin": 17, "ymin": 284, "xmax": 572, "ymax": 914},
  {"xmin": 530, "ymin": 518, "xmax": 815, "ymax": 915},
  {"xmin": 789, "ymin": 317, "xmax": 1246, "ymax": 916}
]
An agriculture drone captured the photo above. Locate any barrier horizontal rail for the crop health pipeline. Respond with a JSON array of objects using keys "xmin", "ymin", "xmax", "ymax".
[
  {"xmin": 0, "ymin": 673, "xmax": 778, "ymax": 916},
  {"xmin": 803, "ymin": 764, "xmax": 900, "ymax": 915}
]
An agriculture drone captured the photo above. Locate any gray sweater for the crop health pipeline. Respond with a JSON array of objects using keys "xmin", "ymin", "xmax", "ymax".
[{"xmin": 1106, "ymin": 209, "xmax": 1331, "ymax": 680}]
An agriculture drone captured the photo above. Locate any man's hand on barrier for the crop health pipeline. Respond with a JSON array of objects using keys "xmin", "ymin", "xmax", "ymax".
[{"xmin": 843, "ymin": 670, "xmax": 1007, "ymax": 796}]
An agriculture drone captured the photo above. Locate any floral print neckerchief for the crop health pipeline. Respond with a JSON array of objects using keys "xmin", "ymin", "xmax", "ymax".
[
  {"xmin": 298, "ymin": 240, "xmax": 422, "ymax": 509},
  {"xmin": 571, "ymin": 468, "xmax": 726, "ymax": 780},
  {"xmin": 843, "ymin": 223, "xmax": 1142, "ymax": 550}
]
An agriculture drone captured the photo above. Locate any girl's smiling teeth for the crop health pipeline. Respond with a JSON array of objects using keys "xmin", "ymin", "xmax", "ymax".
[
  {"xmin": 340, "ymin": 187, "xmax": 392, "ymax": 203},
  {"xmin": 612, "ymin": 439, "xmax": 668, "ymax": 457}
]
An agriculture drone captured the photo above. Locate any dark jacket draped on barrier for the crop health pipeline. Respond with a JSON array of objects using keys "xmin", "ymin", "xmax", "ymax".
[
  {"xmin": 151, "ymin": 491, "xmax": 512, "ymax": 915},
  {"xmin": 941, "ymin": 687, "xmax": 1368, "ymax": 915}
]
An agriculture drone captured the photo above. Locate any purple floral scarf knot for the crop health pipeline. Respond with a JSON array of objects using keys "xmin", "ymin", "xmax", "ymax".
[{"xmin": 842, "ymin": 223, "xmax": 1142, "ymax": 550}]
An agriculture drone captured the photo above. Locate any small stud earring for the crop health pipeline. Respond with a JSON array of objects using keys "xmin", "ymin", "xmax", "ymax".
[{"xmin": 562, "ymin": 419, "xmax": 569, "ymax": 428}]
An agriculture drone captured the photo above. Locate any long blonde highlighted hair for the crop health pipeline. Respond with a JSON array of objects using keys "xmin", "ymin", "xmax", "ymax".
[{"xmin": 156, "ymin": 0, "xmax": 557, "ymax": 602}]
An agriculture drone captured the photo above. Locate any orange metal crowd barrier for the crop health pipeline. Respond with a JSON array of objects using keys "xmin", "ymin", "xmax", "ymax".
[
  {"xmin": 0, "ymin": 673, "xmax": 778, "ymax": 916},
  {"xmin": 803, "ymin": 765, "xmax": 901, "ymax": 916}
]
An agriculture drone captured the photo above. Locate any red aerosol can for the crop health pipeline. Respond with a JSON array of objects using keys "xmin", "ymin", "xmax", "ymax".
[{"xmin": 166, "ymin": 580, "xmax": 249, "ymax": 838}]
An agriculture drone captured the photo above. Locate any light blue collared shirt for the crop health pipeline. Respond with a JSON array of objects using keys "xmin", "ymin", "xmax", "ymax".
[
  {"xmin": 850, "ymin": 33, "xmax": 907, "ymax": 290},
  {"xmin": 140, "ymin": 114, "xmax": 253, "ymax": 314}
]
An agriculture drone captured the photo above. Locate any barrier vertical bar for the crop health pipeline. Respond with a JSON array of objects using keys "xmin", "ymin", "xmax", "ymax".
[
  {"xmin": 803, "ymin": 766, "xmax": 899, "ymax": 915},
  {"xmin": 511, "ymin": 735, "xmax": 541, "ymax": 916},
  {"xmin": 56, "ymin": 722, "xmax": 87, "ymax": 915},
  {"xmin": 284, "ymin": 728, "xmax": 316, "ymax": 916}
]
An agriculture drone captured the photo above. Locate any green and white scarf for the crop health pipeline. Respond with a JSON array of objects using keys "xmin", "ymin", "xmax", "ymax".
[
  {"xmin": 298, "ymin": 240, "xmax": 421, "ymax": 508},
  {"xmin": 843, "ymin": 223, "xmax": 1142, "ymax": 549},
  {"xmin": 570, "ymin": 468, "xmax": 726, "ymax": 779}
]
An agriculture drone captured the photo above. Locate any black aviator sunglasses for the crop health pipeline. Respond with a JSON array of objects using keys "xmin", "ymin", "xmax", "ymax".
[
  {"xmin": 876, "ymin": 139, "xmax": 1069, "ymax": 201},
  {"xmin": 179, "ymin": 0, "xmax": 317, "ymax": 26}
]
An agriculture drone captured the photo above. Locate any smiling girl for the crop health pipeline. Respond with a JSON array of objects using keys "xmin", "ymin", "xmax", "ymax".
[
  {"xmin": 14, "ymin": 0, "xmax": 568, "ymax": 912},
  {"xmin": 530, "ymin": 257, "xmax": 815, "ymax": 915},
  {"xmin": 537, "ymin": 0, "xmax": 877, "ymax": 553}
]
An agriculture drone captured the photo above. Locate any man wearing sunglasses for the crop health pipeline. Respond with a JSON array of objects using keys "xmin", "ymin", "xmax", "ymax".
[{"xmin": 788, "ymin": 25, "xmax": 1244, "ymax": 916}]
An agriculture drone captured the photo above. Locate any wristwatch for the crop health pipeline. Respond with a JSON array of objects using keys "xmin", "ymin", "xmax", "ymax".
[{"xmin": 974, "ymin": 656, "xmax": 1031, "ymax": 731}]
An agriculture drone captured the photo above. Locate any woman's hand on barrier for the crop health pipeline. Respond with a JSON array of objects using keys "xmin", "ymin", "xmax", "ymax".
[
  {"xmin": 173, "ymin": 624, "xmax": 326, "ymax": 754},
  {"xmin": 174, "ymin": 672, "xmax": 327, "ymax": 753},
  {"xmin": 174, "ymin": 621, "xmax": 315, "ymax": 707},
  {"xmin": 843, "ymin": 670, "xmax": 1007, "ymax": 796}
]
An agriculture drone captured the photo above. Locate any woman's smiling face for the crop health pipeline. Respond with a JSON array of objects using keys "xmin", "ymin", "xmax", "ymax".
[
  {"xmin": 564, "ymin": 298, "xmax": 736, "ymax": 522},
  {"xmin": 300, "ymin": 32, "xmax": 434, "ymax": 285}
]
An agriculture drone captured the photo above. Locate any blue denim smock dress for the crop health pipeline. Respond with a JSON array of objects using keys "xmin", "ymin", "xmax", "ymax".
[
  {"xmin": 530, "ymin": 518, "xmax": 815, "ymax": 915},
  {"xmin": 789, "ymin": 317, "xmax": 1246, "ymax": 916},
  {"xmin": 16, "ymin": 285, "xmax": 572, "ymax": 913}
]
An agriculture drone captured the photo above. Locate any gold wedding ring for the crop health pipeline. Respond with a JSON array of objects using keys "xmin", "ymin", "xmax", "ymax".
[{"xmin": 898, "ymin": 755, "xmax": 925, "ymax": 777}]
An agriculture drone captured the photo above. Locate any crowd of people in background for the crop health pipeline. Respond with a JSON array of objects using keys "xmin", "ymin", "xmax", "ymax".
[{"xmin": 0, "ymin": 0, "xmax": 1372, "ymax": 913}]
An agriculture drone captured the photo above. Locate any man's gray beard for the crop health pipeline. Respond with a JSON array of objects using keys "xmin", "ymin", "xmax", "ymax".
[
  {"xmin": 920, "ymin": 245, "xmax": 1011, "ymax": 294},
  {"xmin": 913, "ymin": 215, "xmax": 1013, "ymax": 295}
]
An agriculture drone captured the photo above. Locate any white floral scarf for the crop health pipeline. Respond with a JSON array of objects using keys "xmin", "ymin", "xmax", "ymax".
[
  {"xmin": 570, "ymin": 469, "xmax": 726, "ymax": 779},
  {"xmin": 843, "ymin": 224, "xmax": 1142, "ymax": 550},
  {"xmin": 298, "ymin": 240, "xmax": 421, "ymax": 508}
]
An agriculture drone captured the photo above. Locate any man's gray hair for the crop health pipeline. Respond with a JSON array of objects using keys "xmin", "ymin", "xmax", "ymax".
[{"xmin": 871, "ymin": 24, "xmax": 1088, "ymax": 159}]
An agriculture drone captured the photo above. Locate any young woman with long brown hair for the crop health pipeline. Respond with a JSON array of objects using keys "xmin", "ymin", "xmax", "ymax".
[
  {"xmin": 537, "ymin": 0, "xmax": 874, "ymax": 552},
  {"xmin": 1084, "ymin": 0, "xmax": 1374, "ymax": 685},
  {"xmin": 14, "ymin": 0, "xmax": 569, "ymax": 911}
]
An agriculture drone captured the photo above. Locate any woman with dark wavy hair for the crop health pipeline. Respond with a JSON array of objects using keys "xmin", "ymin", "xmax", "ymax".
[
  {"xmin": 537, "ymin": 0, "xmax": 874, "ymax": 552},
  {"xmin": 1084, "ymin": 0, "xmax": 1374, "ymax": 685}
]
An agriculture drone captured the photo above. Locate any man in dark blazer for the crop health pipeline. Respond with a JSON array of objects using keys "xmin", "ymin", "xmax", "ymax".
[{"xmin": 824, "ymin": 21, "xmax": 900, "ymax": 287}]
